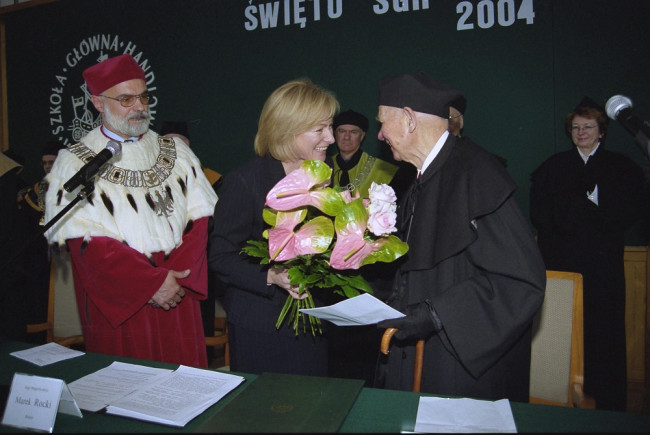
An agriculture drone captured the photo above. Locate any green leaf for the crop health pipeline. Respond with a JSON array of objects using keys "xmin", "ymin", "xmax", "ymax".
[
  {"xmin": 340, "ymin": 284, "xmax": 362, "ymax": 299},
  {"xmin": 360, "ymin": 235, "xmax": 409, "ymax": 267},
  {"xmin": 344, "ymin": 274, "xmax": 374, "ymax": 293},
  {"xmin": 241, "ymin": 240, "xmax": 270, "ymax": 260}
]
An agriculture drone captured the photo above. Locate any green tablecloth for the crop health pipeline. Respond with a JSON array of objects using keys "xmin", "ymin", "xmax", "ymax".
[
  {"xmin": 2, "ymin": 341, "xmax": 650, "ymax": 433},
  {"xmin": 0, "ymin": 341, "xmax": 251, "ymax": 433}
]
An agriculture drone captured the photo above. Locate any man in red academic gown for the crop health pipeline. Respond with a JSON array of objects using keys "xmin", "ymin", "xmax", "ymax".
[{"xmin": 44, "ymin": 54, "xmax": 217, "ymax": 367}]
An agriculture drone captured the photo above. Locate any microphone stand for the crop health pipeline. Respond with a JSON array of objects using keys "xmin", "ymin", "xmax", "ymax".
[
  {"xmin": 41, "ymin": 181, "xmax": 95, "ymax": 237},
  {"xmin": 0, "ymin": 178, "xmax": 96, "ymax": 273},
  {"xmin": 633, "ymin": 128, "xmax": 650, "ymax": 163}
]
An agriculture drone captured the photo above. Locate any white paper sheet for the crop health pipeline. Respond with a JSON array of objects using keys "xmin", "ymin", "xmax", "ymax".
[
  {"xmin": 10, "ymin": 342, "xmax": 84, "ymax": 367},
  {"xmin": 414, "ymin": 397, "xmax": 517, "ymax": 433},
  {"xmin": 68, "ymin": 361, "xmax": 172, "ymax": 412},
  {"xmin": 298, "ymin": 293, "xmax": 405, "ymax": 326},
  {"xmin": 106, "ymin": 365, "xmax": 245, "ymax": 427}
]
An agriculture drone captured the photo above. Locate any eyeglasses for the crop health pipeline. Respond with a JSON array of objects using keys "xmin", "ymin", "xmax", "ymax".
[
  {"xmin": 336, "ymin": 128, "xmax": 362, "ymax": 136},
  {"xmin": 571, "ymin": 124, "xmax": 597, "ymax": 132},
  {"xmin": 100, "ymin": 92, "xmax": 152, "ymax": 107}
]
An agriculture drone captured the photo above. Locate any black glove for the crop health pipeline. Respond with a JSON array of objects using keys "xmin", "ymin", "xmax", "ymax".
[{"xmin": 377, "ymin": 299, "xmax": 442, "ymax": 341}]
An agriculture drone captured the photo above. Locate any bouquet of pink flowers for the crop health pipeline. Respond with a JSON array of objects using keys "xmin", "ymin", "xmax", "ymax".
[{"xmin": 242, "ymin": 160, "xmax": 409, "ymax": 335}]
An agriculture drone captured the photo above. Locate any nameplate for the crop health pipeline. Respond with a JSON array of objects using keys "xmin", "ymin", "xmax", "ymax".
[{"xmin": 1, "ymin": 373, "xmax": 82, "ymax": 433}]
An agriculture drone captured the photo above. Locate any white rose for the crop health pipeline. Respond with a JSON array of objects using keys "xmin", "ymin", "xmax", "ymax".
[
  {"xmin": 368, "ymin": 182, "xmax": 397, "ymax": 204},
  {"xmin": 367, "ymin": 210, "xmax": 397, "ymax": 236}
]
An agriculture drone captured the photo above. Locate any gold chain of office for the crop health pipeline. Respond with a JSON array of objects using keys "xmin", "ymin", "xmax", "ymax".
[
  {"xmin": 345, "ymin": 155, "xmax": 376, "ymax": 192},
  {"xmin": 67, "ymin": 136, "xmax": 177, "ymax": 188}
]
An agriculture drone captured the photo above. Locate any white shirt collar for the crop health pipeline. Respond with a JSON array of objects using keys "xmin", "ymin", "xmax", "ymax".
[
  {"xmin": 101, "ymin": 125, "xmax": 141, "ymax": 142},
  {"xmin": 578, "ymin": 142, "xmax": 600, "ymax": 164},
  {"xmin": 419, "ymin": 130, "xmax": 449, "ymax": 177}
]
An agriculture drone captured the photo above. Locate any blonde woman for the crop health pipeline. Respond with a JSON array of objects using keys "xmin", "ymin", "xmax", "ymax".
[{"xmin": 208, "ymin": 79, "xmax": 338, "ymax": 375}]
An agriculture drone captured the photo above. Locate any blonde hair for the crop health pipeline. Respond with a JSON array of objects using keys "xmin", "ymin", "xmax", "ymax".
[{"xmin": 254, "ymin": 79, "xmax": 339, "ymax": 161}]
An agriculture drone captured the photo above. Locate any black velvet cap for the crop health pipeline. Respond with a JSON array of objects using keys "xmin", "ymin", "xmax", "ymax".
[
  {"xmin": 41, "ymin": 141, "xmax": 66, "ymax": 157},
  {"xmin": 159, "ymin": 120, "xmax": 190, "ymax": 140},
  {"xmin": 449, "ymin": 95, "xmax": 467, "ymax": 114},
  {"xmin": 379, "ymin": 72, "xmax": 462, "ymax": 118},
  {"xmin": 334, "ymin": 109, "xmax": 369, "ymax": 132},
  {"xmin": 574, "ymin": 96, "xmax": 605, "ymax": 114}
]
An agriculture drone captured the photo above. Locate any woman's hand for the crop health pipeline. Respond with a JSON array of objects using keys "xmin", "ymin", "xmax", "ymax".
[{"xmin": 267, "ymin": 267, "xmax": 309, "ymax": 300}]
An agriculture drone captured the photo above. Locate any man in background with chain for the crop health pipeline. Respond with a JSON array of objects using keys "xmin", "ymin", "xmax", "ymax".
[{"xmin": 330, "ymin": 109, "xmax": 399, "ymax": 198}]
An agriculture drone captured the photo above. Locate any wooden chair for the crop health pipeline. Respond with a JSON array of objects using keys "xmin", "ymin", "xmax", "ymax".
[
  {"xmin": 205, "ymin": 316, "xmax": 230, "ymax": 368},
  {"xmin": 380, "ymin": 270, "xmax": 597, "ymax": 406},
  {"xmin": 26, "ymin": 254, "xmax": 84, "ymax": 348},
  {"xmin": 529, "ymin": 270, "xmax": 595, "ymax": 408}
]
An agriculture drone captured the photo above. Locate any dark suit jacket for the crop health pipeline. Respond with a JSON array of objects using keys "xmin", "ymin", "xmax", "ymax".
[
  {"xmin": 209, "ymin": 155, "xmax": 289, "ymax": 333},
  {"xmin": 208, "ymin": 155, "xmax": 328, "ymax": 375}
]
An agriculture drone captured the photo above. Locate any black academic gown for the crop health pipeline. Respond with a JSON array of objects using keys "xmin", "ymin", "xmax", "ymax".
[
  {"xmin": 208, "ymin": 155, "xmax": 328, "ymax": 376},
  {"xmin": 530, "ymin": 146, "xmax": 645, "ymax": 411},
  {"xmin": 0, "ymin": 166, "xmax": 31, "ymax": 341},
  {"xmin": 379, "ymin": 135, "xmax": 546, "ymax": 402}
]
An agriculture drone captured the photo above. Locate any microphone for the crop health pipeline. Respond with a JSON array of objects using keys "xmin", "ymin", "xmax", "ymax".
[
  {"xmin": 63, "ymin": 140, "xmax": 122, "ymax": 192},
  {"xmin": 605, "ymin": 95, "xmax": 650, "ymax": 138}
]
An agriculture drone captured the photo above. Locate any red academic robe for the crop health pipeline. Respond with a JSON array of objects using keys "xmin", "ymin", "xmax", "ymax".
[{"xmin": 67, "ymin": 217, "xmax": 210, "ymax": 368}]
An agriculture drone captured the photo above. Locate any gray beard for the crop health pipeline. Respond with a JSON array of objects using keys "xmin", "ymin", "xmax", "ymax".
[{"xmin": 104, "ymin": 104, "xmax": 150, "ymax": 137}]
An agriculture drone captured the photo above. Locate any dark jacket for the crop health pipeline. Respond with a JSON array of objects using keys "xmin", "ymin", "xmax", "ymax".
[
  {"xmin": 208, "ymin": 155, "xmax": 328, "ymax": 375},
  {"xmin": 530, "ymin": 145, "xmax": 645, "ymax": 410},
  {"xmin": 380, "ymin": 135, "xmax": 546, "ymax": 402}
]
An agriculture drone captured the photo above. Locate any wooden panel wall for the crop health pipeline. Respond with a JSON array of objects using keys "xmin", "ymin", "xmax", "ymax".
[{"xmin": 624, "ymin": 246, "xmax": 648, "ymax": 383}]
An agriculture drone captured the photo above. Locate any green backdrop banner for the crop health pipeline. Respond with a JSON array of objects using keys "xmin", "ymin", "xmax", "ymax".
[{"xmin": 3, "ymin": 0, "xmax": 649, "ymax": 241}]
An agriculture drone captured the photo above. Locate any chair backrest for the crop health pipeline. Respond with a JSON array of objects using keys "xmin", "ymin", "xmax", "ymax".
[
  {"xmin": 205, "ymin": 316, "xmax": 230, "ymax": 369},
  {"xmin": 26, "ymin": 252, "xmax": 84, "ymax": 347},
  {"xmin": 529, "ymin": 270, "xmax": 592, "ymax": 408},
  {"xmin": 51, "ymin": 252, "xmax": 83, "ymax": 338}
]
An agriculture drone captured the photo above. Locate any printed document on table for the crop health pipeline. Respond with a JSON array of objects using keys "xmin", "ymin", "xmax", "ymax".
[
  {"xmin": 414, "ymin": 397, "xmax": 517, "ymax": 433},
  {"xmin": 299, "ymin": 293, "xmax": 405, "ymax": 326},
  {"xmin": 10, "ymin": 342, "xmax": 84, "ymax": 366},
  {"xmin": 105, "ymin": 365, "xmax": 245, "ymax": 427},
  {"xmin": 68, "ymin": 361, "xmax": 173, "ymax": 412}
]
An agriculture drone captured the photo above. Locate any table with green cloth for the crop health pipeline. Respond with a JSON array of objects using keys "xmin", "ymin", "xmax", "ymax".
[{"xmin": 1, "ymin": 341, "xmax": 650, "ymax": 433}]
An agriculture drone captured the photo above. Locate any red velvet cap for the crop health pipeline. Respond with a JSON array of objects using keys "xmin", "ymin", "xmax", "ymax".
[{"xmin": 82, "ymin": 54, "xmax": 146, "ymax": 95}]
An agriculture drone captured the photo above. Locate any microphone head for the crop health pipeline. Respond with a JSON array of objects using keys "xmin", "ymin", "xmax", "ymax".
[
  {"xmin": 605, "ymin": 95, "xmax": 633, "ymax": 120},
  {"xmin": 106, "ymin": 140, "xmax": 123, "ymax": 156}
]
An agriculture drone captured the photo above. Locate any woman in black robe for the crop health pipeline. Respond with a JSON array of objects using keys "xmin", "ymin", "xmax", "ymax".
[{"xmin": 530, "ymin": 98, "xmax": 646, "ymax": 411}]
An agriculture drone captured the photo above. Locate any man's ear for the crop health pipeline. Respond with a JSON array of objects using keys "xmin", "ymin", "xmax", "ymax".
[
  {"xmin": 90, "ymin": 95, "xmax": 105, "ymax": 113},
  {"xmin": 403, "ymin": 107, "xmax": 417, "ymax": 133}
]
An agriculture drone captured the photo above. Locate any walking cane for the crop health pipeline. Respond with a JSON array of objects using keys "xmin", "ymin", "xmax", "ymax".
[{"xmin": 380, "ymin": 328, "xmax": 425, "ymax": 393}]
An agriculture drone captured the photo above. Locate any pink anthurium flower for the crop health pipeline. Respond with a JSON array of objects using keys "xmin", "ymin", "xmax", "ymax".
[
  {"xmin": 329, "ymin": 199, "xmax": 371, "ymax": 269},
  {"xmin": 266, "ymin": 160, "xmax": 346, "ymax": 216},
  {"xmin": 330, "ymin": 199, "xmax": 409, "ymax": 270},
  {"xmin": 268, "ymin": 210, "xmax": 334, "ymax": 262}
]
